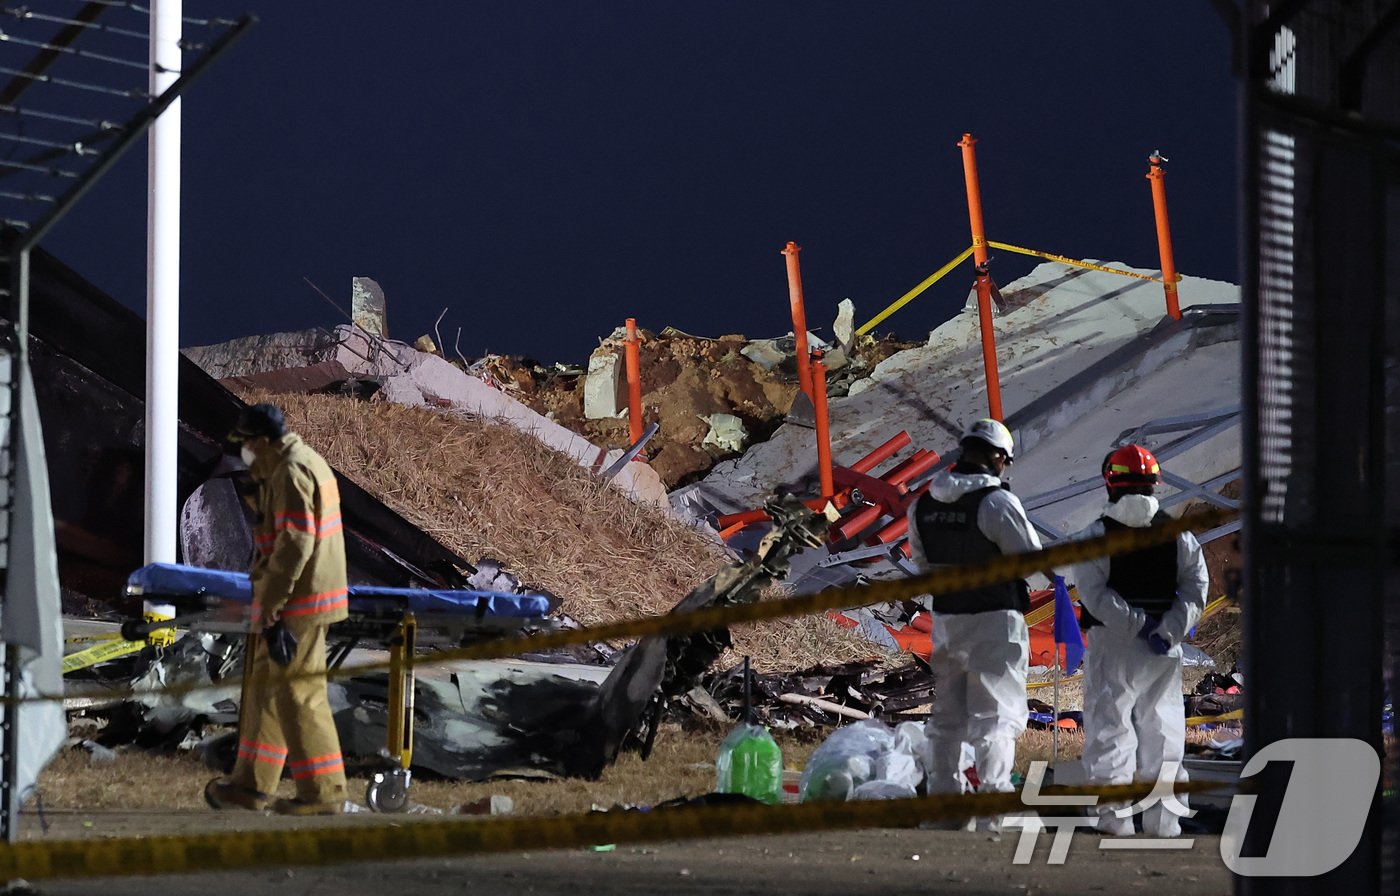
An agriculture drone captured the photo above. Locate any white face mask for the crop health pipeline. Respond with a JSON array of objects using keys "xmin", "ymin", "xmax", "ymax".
[
  {"xmin": 1106, "ymin": 493, "xmax": 1160, "ymax": 527},
  {"xmin": 240, "ymin": 444, "xmax": 258, "ymax": 468}
]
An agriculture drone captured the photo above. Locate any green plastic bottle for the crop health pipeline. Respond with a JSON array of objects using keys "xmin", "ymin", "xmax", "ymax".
[
  {"xmin": 716, "ymin": 722, "xmax": 783, "ymax": 804},
  {"xmin": 715, "ymin": 657, "xmax": 783, "ymax": 804}
]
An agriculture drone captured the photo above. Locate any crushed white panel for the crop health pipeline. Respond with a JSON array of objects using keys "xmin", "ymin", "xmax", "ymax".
[{"xmin": 701, "ymin": 413, "xmax": 748, "ymax": 453}]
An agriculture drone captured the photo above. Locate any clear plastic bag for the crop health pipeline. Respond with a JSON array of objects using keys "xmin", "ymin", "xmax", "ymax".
[{"xmin": 798, "ymin": 719, "xmax": 927, "ymax": 802}]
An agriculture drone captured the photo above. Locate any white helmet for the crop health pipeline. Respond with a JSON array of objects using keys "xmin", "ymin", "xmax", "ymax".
[{"xmin": 961, "ymin": 418, "xmax": 1014, "ymax": 461}]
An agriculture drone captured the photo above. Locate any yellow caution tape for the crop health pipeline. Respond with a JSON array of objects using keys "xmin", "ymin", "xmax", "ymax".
[
  {"xmin": 144, "ymin": 611, "xmax": 179, "ymax": 648},
  {"xmin": 855, "ymin": 239, "xmax": 1186, "ymax": 338},
  {"xmin": 16, "ymin": 507, "xmax": 1232, "ymax": 709},
  {"xmin": 1026, "ymin": 591, "xmax": 1227, "ymax": 638},
  {"xmin": 855, "ymin": 246, "xmax": 975, "ymax": 336},
  {"xmin": 1027, "ymin": 675, "xmax": 1082, "ymax": 691},
  {"xmin": 1186, "ymin": 708, "xmax": 1243, "ymax": 727},
  {"xmin": 61, "ymin": 638, "xmax": 145, "ymax": 675},
  {"xmin": 305, "ymin": 511, "xmax": 1227, "ymax": 675},
  {"xmin": 1197, "ymin": 595, "xmax": 1232, "ymax": 625},
  {"xmin": 64, "ymin": 632, "xmax": 123, "ymax": 646},
  {"xmin": 1023, "ymin": 603, "xmax": 1055, "ymax": 628},
  {"xmin": 1023, "ymin": 584, "xmax": 1079, "ymax": 628},
  {"xmin": 985, "ymin": 241, "xmax": 1172, "ymax": 283},
  {"xmin": 0, "ymin": 780, "xmax": 1227, "ymax": 882}
]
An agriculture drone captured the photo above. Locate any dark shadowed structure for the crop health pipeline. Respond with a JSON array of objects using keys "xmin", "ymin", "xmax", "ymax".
[{"xmin": 1237, "ymin": 0, "xmax": 1400, "ymax": 891}]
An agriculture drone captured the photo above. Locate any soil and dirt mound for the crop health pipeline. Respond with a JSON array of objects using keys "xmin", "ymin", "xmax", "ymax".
[{"xmin": 480, "ymin": 329, "xmax": 916, "ymax": 489}]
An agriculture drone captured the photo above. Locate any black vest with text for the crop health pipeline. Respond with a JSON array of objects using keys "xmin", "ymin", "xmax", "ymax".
[
  {"xmin": 1080, "ymin": 511, "xmax": 1178, "ymax": 629},
  {"xmin": 913, "ymin": 486, "xmax": 1028, "ymax": 615}
]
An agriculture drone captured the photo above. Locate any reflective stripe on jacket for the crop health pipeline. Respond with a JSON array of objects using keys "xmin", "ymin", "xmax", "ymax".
[{"xmin": 249, "ymin": 433, "xmax": 349, "ymax": 630}]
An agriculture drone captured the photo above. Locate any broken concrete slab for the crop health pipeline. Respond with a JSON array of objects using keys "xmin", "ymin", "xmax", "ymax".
[
  {"xmin": 583, "ymin": 350, "xmax": 626, "ymax": 420},
  {"xmin": 185, "ymin": 324, "xmax": 423, "ymax": 383},
  {"xmin": 740, "ymin": 339, "xmax": 787, "ymax": 371},
  {"xmin": 833, "ymin": 299, "xmax": 855, "ymax": 349},
  {"xmin": 179, "ymin": 476, "xmax": 251, "ymax": 572},
  {"xmin": 352, "ymin": 276, "xmax": 388, "ymax": 338},
  {"xmin": 182, "ymin": 328, "xmax": 335, "ymax": 380},
  {"xmin": 217, "ymin": 359, "xmax": 367, "ymax": 396},
  {"xmin": 821, "ymin": 345, "xmax": 848, "ymax": 372}
]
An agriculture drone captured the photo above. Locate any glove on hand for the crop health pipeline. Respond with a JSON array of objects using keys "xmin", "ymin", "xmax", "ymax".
[
  {"xmin": 264, "ymin": 618, "xmax": 298, "ymax": 668},
  {"xmin": 1137, "ymin": 616, "xmax": 1160, "ymax": 641},
  {"xmin": 1146, "ymin": 632, "xmax": 1173, "ymax": 656}
]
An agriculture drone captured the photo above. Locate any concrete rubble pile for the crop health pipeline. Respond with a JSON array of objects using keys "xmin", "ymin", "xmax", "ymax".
[
  {"xmin": 183, "ymin": 277, "xmax": 670, "ymax": 510},
  {"xmin": 185, "ymin": 279, "xmax": 913, "ymax": 495}
]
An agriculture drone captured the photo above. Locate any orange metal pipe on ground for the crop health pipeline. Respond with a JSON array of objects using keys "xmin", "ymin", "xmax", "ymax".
[
  {"xmin": 831, "ymin": 503, "xmax": 885, "ymax": 543},
  {"xmin": 715, "ymin": 508, "xmax": 772, "ymax": 531},
  {"xmin": 624, "ymin": 318, "xmax": 644, "ymax": 447},
  {"xmin": 849, "ymin": 431, "xmax": 913, "ymax": 474},
  {"xmin": 873, "ymin": 514, "xmax": 909, "ymax": 545},
  {"xmin": 1146, "ymin": 153, "xmax": 1183, "ymax": 320},
  {"xmin": 783, "ymin": 242, "xmax": 814, "ymax": 399},
  {"xmin": 883, "ymin": 450, "xmax": 941, "ymax": 490},
  {"xmin": 958, "ymin": 133, "xmax": 1004, "ymax": 422},
  {"xmin": 812, "ymin": 354, "xmax": 833, "ymax": 499}
]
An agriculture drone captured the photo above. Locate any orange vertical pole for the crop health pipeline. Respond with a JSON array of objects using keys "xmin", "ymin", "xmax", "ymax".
[
  {"xmin": 782, "ymin": 241, "xmax": 813, "ymax": 398},
  {"xmin": 959, "ymin": 134, "xmax": 989, "ymax": 268},
  {"xmin": 624, "ymin": 318, "xmax": 644, "ymax": 447},
  {"xmin": 1147, "ymin": 153, "xmax": 1183, "ymax": 320},
  {"xmin": 812, "ymin": 353, "xmax": 834, "ymax": 499},
  {"xmin": 958, "ymin": 133, "xmax": 1004, "ymax": 421}
]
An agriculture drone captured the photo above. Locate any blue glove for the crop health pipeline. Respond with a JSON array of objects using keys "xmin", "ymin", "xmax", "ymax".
[
  {"xmin": 1146, "ymin": 632, "xmax": 1172, "ymax": 655},
  {"xmin": 1137, "ymin": 616, "xmax": 1160, "ymax": 641}
]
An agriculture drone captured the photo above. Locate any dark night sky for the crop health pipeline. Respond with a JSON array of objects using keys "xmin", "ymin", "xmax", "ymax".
[{"xmin": 45, "ymin": 2, "xmax": 1239, "ymax": 364}]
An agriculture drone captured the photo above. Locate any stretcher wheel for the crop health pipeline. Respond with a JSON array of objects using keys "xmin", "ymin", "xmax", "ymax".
[{"xmin": 366, "ymin": 769, "xmax": 411, "ymax": 813}]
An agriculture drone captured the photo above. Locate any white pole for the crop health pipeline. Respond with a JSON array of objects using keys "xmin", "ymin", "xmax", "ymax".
[
  {"xmin": 1051, "ymin": 649, "xmax": 1061, "ymax": 771},
  {"xmin": 144, "ymin": 2, "xmax": 181, "ymax": 623}
]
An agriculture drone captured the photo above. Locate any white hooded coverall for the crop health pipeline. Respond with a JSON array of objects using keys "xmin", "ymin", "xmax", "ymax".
[
  {"xmin": 1069, "ymin": 494, "xmax": 1209, "ymax": 836},
  {"xmin": 907, "ymin": 469, "xmax": 1042, "ymax": 799}
]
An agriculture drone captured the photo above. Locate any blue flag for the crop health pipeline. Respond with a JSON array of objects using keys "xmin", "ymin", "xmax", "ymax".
[{"xmin": 1052, "ymin": 574, "xmax": 1085, "ymax": 675}]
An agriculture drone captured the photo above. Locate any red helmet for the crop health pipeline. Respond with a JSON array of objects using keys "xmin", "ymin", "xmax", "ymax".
[{"xmin": 1103, "ymin": 444, "xmax": 1160, "ymax": 488}]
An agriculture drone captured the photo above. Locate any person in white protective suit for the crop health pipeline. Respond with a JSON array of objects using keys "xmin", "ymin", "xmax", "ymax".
[
  {"xmin": 906, "ymin": 418, "xmax": 1042, "ymax": 831},
  {"xmin": 1068, "ymin": 444, "xmax": 1208, "ymax": 837}
]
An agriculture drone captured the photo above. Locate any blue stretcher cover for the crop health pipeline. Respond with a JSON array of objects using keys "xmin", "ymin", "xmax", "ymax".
[{"xmin": 127, "ymin": 562, "xmax": 553, "ymax": 619}]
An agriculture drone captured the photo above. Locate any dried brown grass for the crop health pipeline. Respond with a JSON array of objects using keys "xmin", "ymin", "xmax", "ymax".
[
  {"xmin": 41, "ymin": 724, "xmax": 1233, "ymax": 815},
  {"xmin": 37, "ymin": 726, "xmax": 822, "ymax": 815},
  {"xmin": 241, "ymin": 392, "xmax": 873, "ymax": 673},
  {"xmin": 1193, "ymin": 605, "xmax": 1242, "ymax": 670}
]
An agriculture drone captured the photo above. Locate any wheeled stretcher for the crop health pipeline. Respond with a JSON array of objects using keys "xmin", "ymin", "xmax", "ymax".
[{"xmin": 124, "ymin": 561, "xmax": 557, "ymax": 811}]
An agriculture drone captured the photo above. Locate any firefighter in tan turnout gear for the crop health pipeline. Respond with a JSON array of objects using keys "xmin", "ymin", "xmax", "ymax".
[{"xmin": 205, "ymin": 403, "xmax": 351, "ymax": 816}]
